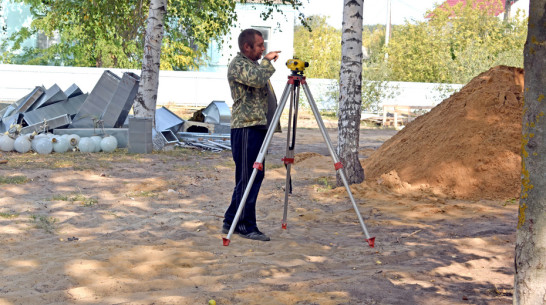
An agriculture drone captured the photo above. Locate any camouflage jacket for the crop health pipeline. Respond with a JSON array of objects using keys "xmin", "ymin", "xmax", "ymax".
[{"xmin": 228, "ymin": 52, "xmax": 276, "ymax": 129}]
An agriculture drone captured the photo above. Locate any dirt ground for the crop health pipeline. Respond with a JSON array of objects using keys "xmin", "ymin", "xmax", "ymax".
[{"xmin": 0, "ymin": 116, "xmax": 517, "ymax": 305}]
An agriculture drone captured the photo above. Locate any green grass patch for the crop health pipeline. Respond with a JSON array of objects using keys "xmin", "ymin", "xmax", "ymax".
[
  {"xmin": 30, "ymin": 215, "xmax": 58, "ymax": 233},
  {"xmin": 0, "ymin": 212, "xmax": 19, "ymax": 219},
  {"xmin": 268, "ymin": 162, "xmax": 285, "ymax": 170},
  {"xmin": 126, "ymin": 190, "xmax": 158, "ymax": 198},
  {"xmin": 314, "ymin": 176, "xmax": 335, "ymax": 192},
  {"xmin": 49, "ymin": 193, "xmax": 98, "ymax": 207},
  {"xmin": 0, "ymin": 175, "xmax": 29, "ymax": 184},
  {"xmin": 503, "ymin": 198, "xmax": 519, "ymax": 206}
]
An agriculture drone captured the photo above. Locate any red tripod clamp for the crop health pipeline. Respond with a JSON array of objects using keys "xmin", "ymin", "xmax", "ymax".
[
  {"xmin": 334, "ymin": 162, "xmax": 343, "ymax": 170},
  {"xmin": 282, "ymin": 157, "xmax": 294, "ymax": 164},
  {"xmin": 288, "ymin": 75, "xmax": 306, "ymax": 85},
  {"xmin": 253, "ymin": 162, "xmax": 263, "ymax": 171}
]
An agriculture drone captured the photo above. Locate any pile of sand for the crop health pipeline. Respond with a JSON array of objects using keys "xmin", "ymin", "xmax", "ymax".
[{"xmin": 363, "ymin": 65, "xmax": 524, "ymax": 200}]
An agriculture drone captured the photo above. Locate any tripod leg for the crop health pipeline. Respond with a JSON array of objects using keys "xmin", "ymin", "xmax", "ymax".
[
  {"xmin": 223, "ymin": 82, "xmax": 293, "ymax": 246},
  {"xmin": 301, "ymin": 82, "xmax": 375, "ymax": 248},
  {"xmin": 282, "ymin": 83, "xmax": 300, "ymax": 229}
]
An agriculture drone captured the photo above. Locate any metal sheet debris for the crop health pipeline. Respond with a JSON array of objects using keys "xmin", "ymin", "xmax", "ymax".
[
  {"xmin": 29, "ymin": 84, "xmax": 67, "ymax": 111},
  {"xmin": 13, "ymin": 86, "xmax": 46, "ymax": 114},
  {"xmin": 0, "ymin": 113, "xmax": 21, "ymax": 133},
  {"xmin": 128, "ymin": 117, "xmax": 152, "ymax": 153},
  {"xmin": 69, "ymin": 70, "xmax": 121, "ymax": 128},
  {"xmin": 20, "ymin": 114, "xmax": 71, "ymax": 134},
  {"xmin": 23, "ymin": 94, "xmax": 87, "ymax": 126},
  {"xmin": 160, "ymin": 130, "xmax": 179, "ymax": 144},
  {"xmin": 177, "ymin": 132, "xmax": 231, "ymax": 152},
  {"xmin": 0, "ymin": 70, "xmax": 233, "ymax": 153},
  {"xmin": 155, "ymin": 106, "xmax": 185, "ymax": 133},
  {"xmin": 64, "ymin": 84, "xmax": 83, "ymax": 98},
  {"xmin": 101, "ymin": 72, "xmax": 140, "ymax": 128},
  {"xmin": 202, "ymin": 100, "xmax": 230, "ymax": 125}
]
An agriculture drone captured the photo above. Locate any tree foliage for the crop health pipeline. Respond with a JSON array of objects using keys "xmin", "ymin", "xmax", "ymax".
[
  {"xmin": 294, "ymin": 20, "xmax": 396, "ymax": 113},
  {"xmin": 293, "ymin": 16, "xmax": 341, "ymax": 79},
  {"xmin": 1, "ymin": 0, "xmax": 306, "ymax": 70},
  {"xmin": 385, "ymin": 0, "xmax": 527, "ymax": 84},
  {"xmin": 1, "ymin": 0, "xmax": 238, "ymax": 69}
]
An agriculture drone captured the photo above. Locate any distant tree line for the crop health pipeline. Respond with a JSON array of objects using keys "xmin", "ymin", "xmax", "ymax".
[{"xmin": 293, "ymin": 0, "xmax": 526, "ymax": 112}]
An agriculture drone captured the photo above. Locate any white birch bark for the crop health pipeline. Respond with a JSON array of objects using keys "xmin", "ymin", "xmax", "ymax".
[
  {"xmin": 514, "ymin": 0, "xmax": 546, "ymax": 303},
  {"xmin": 337, "ymin": 0, "xmax": 364, "ymax": 186},
  {"xmin": 133, "ymin": 0, "xmax": 166, "ymax": 128}
]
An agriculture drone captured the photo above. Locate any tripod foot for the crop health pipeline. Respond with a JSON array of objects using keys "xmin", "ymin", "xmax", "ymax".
[
  {"xmin": 282, "ymin": 223, "xmax": 287, "ymax": 229},
  {"xmin": 222, "ymin": 238, "xmax": 230, "ymax": 246},
  {"xmin": 366, "ymin": 237, "xmax": 375, "ymax": 248}
]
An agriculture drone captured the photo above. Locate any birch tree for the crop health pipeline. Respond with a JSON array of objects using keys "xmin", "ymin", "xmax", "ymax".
[
  {"xmin": 514, "ymin": 0, "xmax": 546, "ymax": 303},
  {"xmin": 133, "ymin": 0, "xmax": 166, "ymax": 129},
  {"xmin": 337, "ymin": 0, "xmax": 364, "ymax": 185},
  {"xmin": 504, "ymin": 0, "xmax": 515, "ymax": 21}
]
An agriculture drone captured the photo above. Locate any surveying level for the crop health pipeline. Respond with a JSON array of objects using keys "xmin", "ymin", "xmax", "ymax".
[
  {"xmin": 222, "ymin": 62, "xmax": 375, "ymax": 248},
  {"xmin": 286, "ymin": 59, "xmax": 309, "ymax": 73}
]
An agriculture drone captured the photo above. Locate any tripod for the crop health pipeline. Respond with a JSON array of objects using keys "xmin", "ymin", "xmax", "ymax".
[{"xmin": 223, "ymin": 71, "xmax": 375, "ymax": 248}]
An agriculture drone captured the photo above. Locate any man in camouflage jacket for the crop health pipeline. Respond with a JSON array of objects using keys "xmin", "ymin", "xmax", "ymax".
[{"xmin": 223, "ymin": 28, "xmax": 281, "ymax": 241}]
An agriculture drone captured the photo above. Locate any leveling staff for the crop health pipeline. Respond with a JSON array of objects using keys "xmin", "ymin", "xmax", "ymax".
[{"xmin": 222, "ymin": 29, "xmax": 281, "ymax": 241}]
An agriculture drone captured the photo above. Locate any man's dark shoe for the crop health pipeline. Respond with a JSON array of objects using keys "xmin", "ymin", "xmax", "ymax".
[
  {"xmin": 222, "ymin": 223, "xmax": 241, "ymax": 234},
  {"xmin": 222, "ymin": 224, "xmax": 231, "ymax": 234},
  {"xmin": 237, "ymin": 229, "xmax": 270, "ymax": 241}
]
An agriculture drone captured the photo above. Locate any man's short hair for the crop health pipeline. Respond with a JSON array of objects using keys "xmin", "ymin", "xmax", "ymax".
[{"xmin": 238, "ymin": 29, "xmax": 263, "ymax": 52}]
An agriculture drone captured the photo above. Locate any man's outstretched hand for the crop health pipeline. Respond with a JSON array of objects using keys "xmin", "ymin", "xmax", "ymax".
[{"xmin": 264, "ymin": 51, "xmax": 281, "ymax": 62}]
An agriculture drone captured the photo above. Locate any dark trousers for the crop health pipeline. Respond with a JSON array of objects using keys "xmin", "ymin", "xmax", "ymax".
[{"xmin": 224, "ymin": 127, "xmax": 267, "ymax": 234}]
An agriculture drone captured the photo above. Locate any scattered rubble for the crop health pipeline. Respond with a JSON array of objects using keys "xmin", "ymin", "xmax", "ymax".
[{"xmin": 0, "ymin": 70, "xmax": 232, "ymax": 154}]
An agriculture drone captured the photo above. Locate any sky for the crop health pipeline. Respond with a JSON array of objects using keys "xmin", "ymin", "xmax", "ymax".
[
  {"xmin": 300, "ymin": 0, "xmax": 442, "ymax": 28},
  {"xmin": 300, "ymin": 0, "xmax": 530, "ymax": 28}
]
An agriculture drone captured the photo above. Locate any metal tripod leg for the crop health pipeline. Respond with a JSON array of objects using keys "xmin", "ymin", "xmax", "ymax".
[
  {"xmin": 281, "ymin": 82, "xmax": 299, "ymax": 229},
  {"xmin": 301, "ymin": 81, "xmax": 375, "ymax": 247},
  {"xmin": 223, "ymin": 81, "xmax": 293, "ymax": 246}
]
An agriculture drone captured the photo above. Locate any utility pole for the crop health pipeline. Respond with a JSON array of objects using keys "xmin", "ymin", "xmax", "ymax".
[
  {"xmin": 385, "ymin": 0, "xmax": 392, "ymax": 59},
  {"xmin": 385, "ymin": 0, "xmax": 391, "ymax": 47}
]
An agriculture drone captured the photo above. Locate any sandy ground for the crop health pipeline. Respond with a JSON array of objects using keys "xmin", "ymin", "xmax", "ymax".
[{"xmin": 0, "ymin": 123, "xmax": 517, "ymax": 305}]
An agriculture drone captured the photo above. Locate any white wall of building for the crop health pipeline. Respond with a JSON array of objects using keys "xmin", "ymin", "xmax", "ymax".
[
  {"xmin": 0, "ymin": 64, "xmax": 462, "ymax": 112},
  {"xmin": 201, "ymin": 3, "xmax": 296, "ymax": 73}
]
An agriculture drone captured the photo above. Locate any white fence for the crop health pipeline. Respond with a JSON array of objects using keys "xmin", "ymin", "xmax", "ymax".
[{"xmin": 0, "ymin": 64, "xmax": 462, "ymax": 110}]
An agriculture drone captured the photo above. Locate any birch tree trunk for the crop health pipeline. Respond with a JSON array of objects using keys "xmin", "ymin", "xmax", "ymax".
[
  {"xmin": 337, "ymin": 0, "xmax": 364, "ymax": 186},
  {"xmin": 133, "ymin": 0, "xmax": 166, "ymax": 127},
  {"xmin": 514, "ymin": 0, "xmax": 546, "ymax": 303},
  {"xmin": 504, "ymin": 0, "xmax": 513, "ymax": 22}
]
